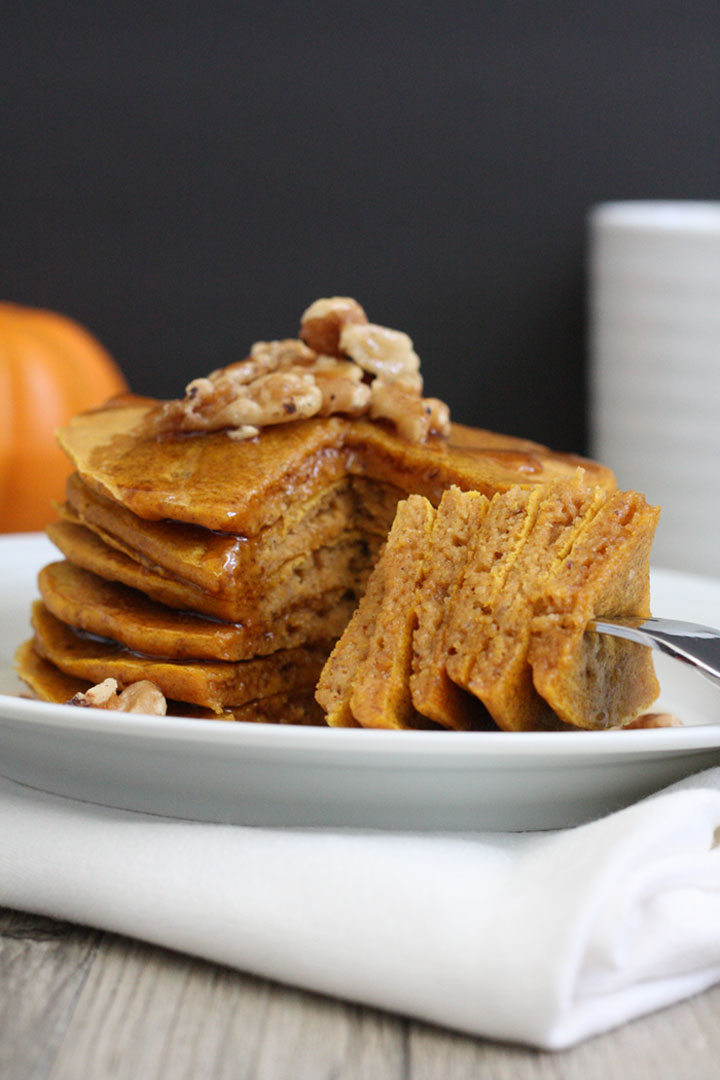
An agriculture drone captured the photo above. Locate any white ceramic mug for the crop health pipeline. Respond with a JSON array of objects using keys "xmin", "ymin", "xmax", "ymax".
[{"xmin": 588, "ymin": 201, "xmax": 720, "ymax": 577}]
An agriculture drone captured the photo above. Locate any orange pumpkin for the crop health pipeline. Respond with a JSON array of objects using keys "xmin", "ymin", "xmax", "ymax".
[{"xmin": 0, "ymin": 302, "xmax": 128, "ymax": 533}]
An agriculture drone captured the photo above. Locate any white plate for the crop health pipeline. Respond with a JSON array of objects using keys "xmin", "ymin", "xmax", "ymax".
[{"xmin": 1, "ymin": 534, "xmax": 720, "ymax": 831}]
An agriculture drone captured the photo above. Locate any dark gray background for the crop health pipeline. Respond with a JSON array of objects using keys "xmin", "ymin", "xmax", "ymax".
[{"xmin": 2, "ymin": 2, "xmax": 718, "ymax": 452}]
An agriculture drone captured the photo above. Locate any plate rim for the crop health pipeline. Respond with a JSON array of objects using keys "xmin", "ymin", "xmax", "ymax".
[{"xmin": 2, "ymin": 691, "xmax": 720, "ymax": 760}]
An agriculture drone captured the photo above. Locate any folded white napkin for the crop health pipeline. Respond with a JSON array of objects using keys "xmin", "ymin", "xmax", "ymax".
[{"xmin": 1, "ymin": 767, "xmax": 719, "ymax": 1050}]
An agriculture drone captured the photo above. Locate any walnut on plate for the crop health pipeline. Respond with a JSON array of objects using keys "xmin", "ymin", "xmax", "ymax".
[
  {"xmin": 68, "ymin": 678, "xmax": 167, "ymax": 715},
  {"xmin": 624, "ymin": 712, "xmax": 683, "ymax": 729}
]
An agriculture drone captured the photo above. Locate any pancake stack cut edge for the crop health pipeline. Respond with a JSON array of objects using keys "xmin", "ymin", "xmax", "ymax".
[
  {"xmin": 16, "ymin": 368, "xmax": 653, "ymax": 728},
  {"xmin": 316, "ymin": 478, "xmax": 660, "ymax": 731}
]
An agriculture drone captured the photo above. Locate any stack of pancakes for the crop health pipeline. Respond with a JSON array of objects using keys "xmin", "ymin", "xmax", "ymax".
[
  {"xmin": 16, "ymin": 394, "xmax": 616, "ymax": 723},
  {"xmin": 317, "ymin": 477, "xmax": 660, "ymax": 731}
]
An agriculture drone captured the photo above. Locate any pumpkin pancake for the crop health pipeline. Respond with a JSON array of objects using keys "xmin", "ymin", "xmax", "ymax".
[
  {"xmin": 410, "ymin": 486, "xmax": 492, "ymax": 730},
  {"xmin": 30, "ymin": 602, "xmax": 328, "ymax": 713},
  {"xmin": 318, "ymin": 495, "xmax": 460, "ymax": 731},
  {"xmin": 56, "ymin": 401, "xmax": 349, "ymax": 535},
  {"xmin": 445, "ymin": 477, "xmax": 608, "ymax": 730},
  {"xmin": 38, "ymin": 561, "xmax": 357, "ymax": 662},
  {"xmin": 342, "ymin": 419, "xmax": 612, "ymax": 506},
  {"xmin": 47, "ymin": 519, "xmax": 378, "ymax": 624},
  {"xmin": 227, "ymin": 692, "xmax": 327, "ymax": 726},
  {"xmin": 15, "ymin": 639, "xmax": 325, "ymax": 724},
  {"xmin": 47, "ymin": 519, "xmax": 241, "ymax": 620},
  {"xmin": 15, "ymin": 638, "xmax": 89, "ymax": 704},
  {"xmin": 315, "ymin": 554, "xmax": 388, "ymax": 728},
  {"xmin": 350, "ymin": 477, "xmax": 408, "ymax": 538},
  {"xmin": 349, "ymin": 496, "xmax": 436, "ymax": 729},
  {"xmin": 528, "ymin": 489, "xmax": 660, "ymax": 729},
  {"xmin": 63, "ymin": 471, "xmax": 358, "ymax": 596},
  {"xmin": 56, "ymin": 399, "xmax": 615, "ymax": 536},
  {"xmin": 62, "ymin": 470, "xmax": 408, "ymax": 597},
  {"xmin": 444, "ymin": 485, "xmax": 547, "ymax": 701}
]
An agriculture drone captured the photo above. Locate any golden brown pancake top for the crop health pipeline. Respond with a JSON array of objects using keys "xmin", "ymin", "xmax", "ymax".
[{"xmin": 57, "ymin": 396, "xmax": 615, "ymax": 536}]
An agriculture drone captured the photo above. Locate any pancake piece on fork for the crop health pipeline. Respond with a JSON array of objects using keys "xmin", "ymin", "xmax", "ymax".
[
  {"xmin": 444, "ymin": 476, "xmax": 606, "ymax": 730},
  {"xmin": 528, "ymin": 489, "xmax": 660, "ymax": 729}
]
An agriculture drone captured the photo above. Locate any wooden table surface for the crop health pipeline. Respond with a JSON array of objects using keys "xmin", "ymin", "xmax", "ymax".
[{"xmin": 2, "ymin": 907, "xmax": 719, "ymax": 1080}]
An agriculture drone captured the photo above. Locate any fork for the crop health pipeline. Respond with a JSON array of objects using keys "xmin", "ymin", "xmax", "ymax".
[{"xmin": 590, "ymin": 616, "xmax": 720, "ymax": 689}]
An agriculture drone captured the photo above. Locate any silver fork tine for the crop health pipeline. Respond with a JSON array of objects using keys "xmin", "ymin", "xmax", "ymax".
[{"xmin": 589, "ymin": 616, "xmax": 720, "ymax": 689}]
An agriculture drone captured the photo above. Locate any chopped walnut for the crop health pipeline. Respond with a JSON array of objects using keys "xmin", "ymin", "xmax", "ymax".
[
  {"xmin": 199, "ymin": 370, "xmax": 322, "ymax": 440},
  {"xmin": 156, "ymin": 371, "xmax": 246, "ymax": 434},
  {"xmin": 300, "ymin": 297, "xmax": 367, "ymax": 356},
  {"xmin": 369, "ymin": 379, "xmax": 451, "ymax": 442},
  {"xmin": 309, "ymin": 358, "xmax": 372, "ymax": 417},
  {"xmin": 249, "ymin": 338, "xmax": 317, "ymax": 369},
  {"xmin": 247, "ymin": 369, "xmax": 323, "ymax": 424},
  {"xmin": 625, "ymin": 712, "xmax": 683, "ymax": 729},
  {"xmin": 226, "ymin": 424, "xmax": 261, "ymax": 441},
  {"xmin": 339, "ymin": 323, "xmax": 422, "ymax": 386},
  {"xmin": 157, "ymin": 367, "xmax": 323, "ymax": 438},
  {"xmin": 211, "ymin": 339, "xmax": 316, "ymax": 383},
  {"xmin": 200, "ymin": 344, "xmax": 296, "ymax": 394},
  {"xmin": 68, "ymin": 678, "xmax": 167, "ymax": 715},
  {"xmin": 68, "ymin": 677, "xmax": 118, "ymax": 709},
  {"xmin": 153, "ymin": 297, "xmax": 451, "ymax": 443},
  {"xmin": 155, "ymin": 340, "xmax": 317, "ymax": 434}
]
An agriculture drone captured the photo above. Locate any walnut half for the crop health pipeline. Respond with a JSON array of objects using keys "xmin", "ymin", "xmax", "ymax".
[
  {"xmin": 340, "ymin": 323, "xmax": 422, "ymax": 388},
  {"xmin": 300, "ymin": 297, "xmax": 367, "ymax": 356}
]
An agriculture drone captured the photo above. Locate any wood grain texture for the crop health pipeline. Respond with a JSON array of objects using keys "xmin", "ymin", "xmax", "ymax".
[
  {"xmin": 0, "ymin": 909, "xmax": 100, "ymax": 1080},
  {"xmin": 2, "ymin": 908, "xmax": 720, "ymax": 1080},
  {"xmin": 41, "ymin": 929, "xmax": 408, "ymax": 1080}
]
